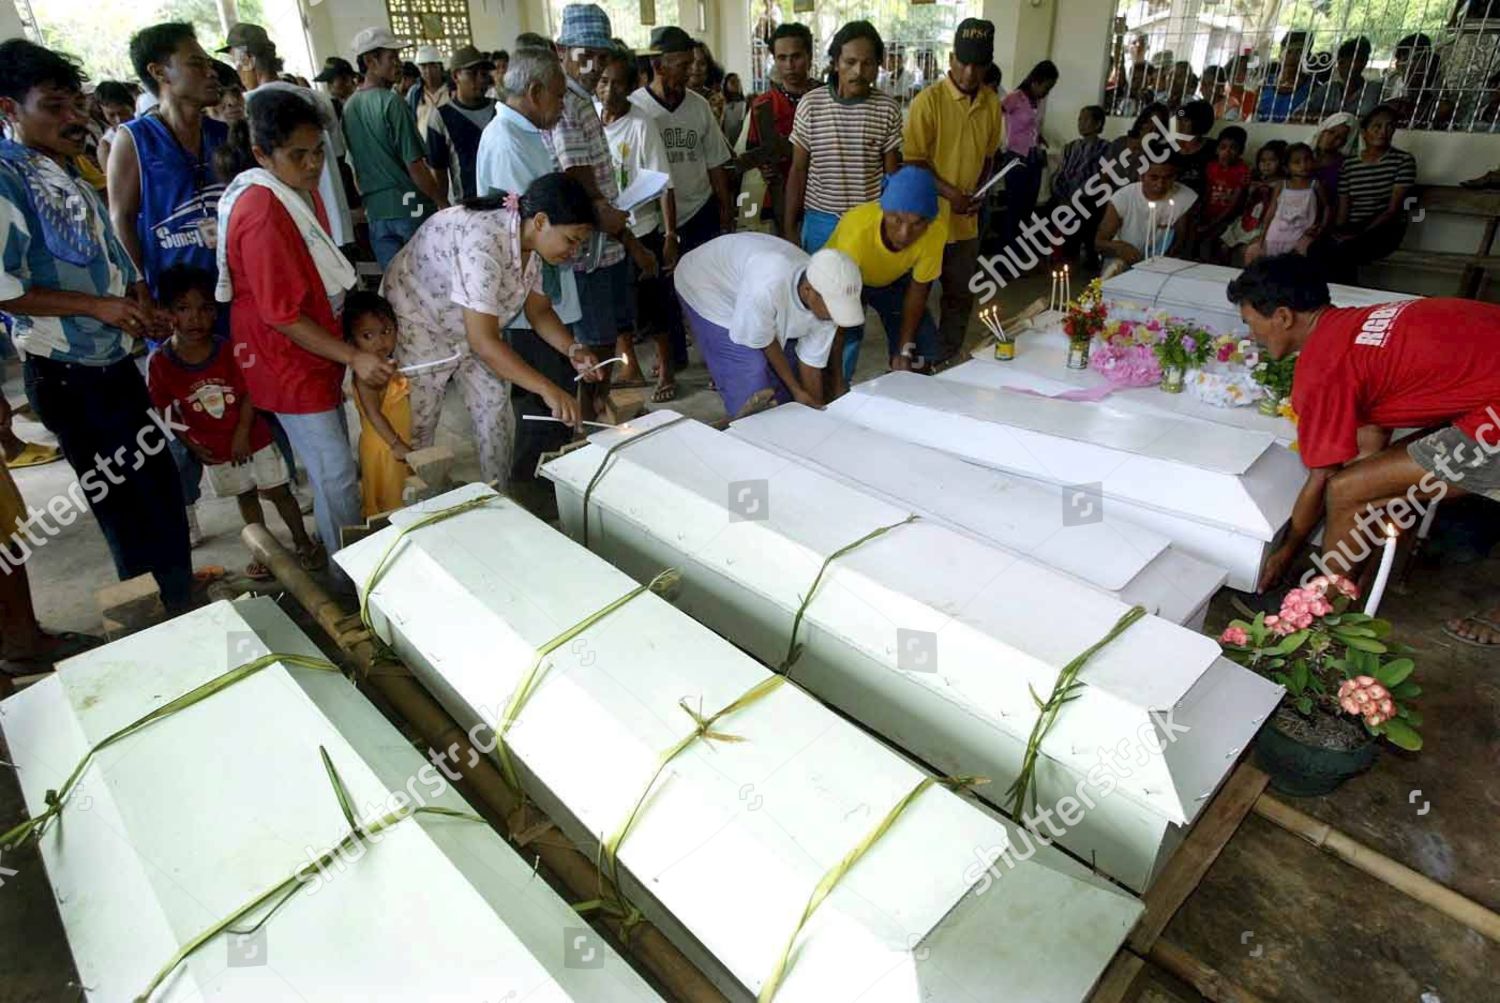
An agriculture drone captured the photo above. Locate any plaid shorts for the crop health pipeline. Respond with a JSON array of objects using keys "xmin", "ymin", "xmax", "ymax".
[{"xmin": 1407, "ymin": 426, "xmax": 1500, "ymax": 501}]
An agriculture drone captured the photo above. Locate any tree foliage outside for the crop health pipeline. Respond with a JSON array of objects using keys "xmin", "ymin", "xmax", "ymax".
[{"xmin": 25, "ymin": 0, "xmax": 265, "ymax": 83}]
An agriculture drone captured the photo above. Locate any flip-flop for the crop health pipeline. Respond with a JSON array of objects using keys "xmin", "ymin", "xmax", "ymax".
[
  {"xmin": 5, "ymin": 442, "xmax": 62, "ymax": 468},
  {"xmin": 298, "ymin": 542, "xmax": 328, "ymax": 572},
  {"xmin": 1442, "ymin": 614, "xmax": 1500, "ymax": 648},
  {"xmin": 650, "ymin": 383, "xmax": 678, "ymax": 403},
  {"xmin": 245, "ymin": 561, "xmax": 275, "ymax": 582},
  {"xmin": 193, "ymin": 566, "xmax": 227, "ymax": 586}
]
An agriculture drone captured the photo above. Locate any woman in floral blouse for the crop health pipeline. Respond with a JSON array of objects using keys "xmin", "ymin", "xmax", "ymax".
[{"xmin": 381, "ymin": 172, "xmax": 603, "ymax": 486}]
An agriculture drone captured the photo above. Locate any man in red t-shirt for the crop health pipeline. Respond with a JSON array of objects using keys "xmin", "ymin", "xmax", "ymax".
[
  {"xmin": 1228, "ymin": 256, "xmax": 1500, "ymax": 618},
  {"xmin": 746, "ymin": 22, "xmax": 814, "ymax": 231}
]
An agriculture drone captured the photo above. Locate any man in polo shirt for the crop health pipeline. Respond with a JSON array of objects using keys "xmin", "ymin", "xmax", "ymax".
[
  {"xmin": 342, "ymin": 26, "xmax": 446, "ymax": 269},
  {"xmin": 629, "ymin": 24, "xmax": 733, "ymax": 401},
  {"xmin": 902, "ymin": 17, "xmax": 1003, "ymax": 364},
  {"xmin": 545, "ymin": 3, "xmax": 659, "ymax": 420},
  {"xmin": 825, "ymin": 165, "xmax": 947, "ymax": 385},
  {"xmin": 675, "ymin": 234, "xmax": 864, "ymax": 416},
  {"xmin": 1226, "ymin": 257, "xmax": 1500, "ymax": 614},
  {"xmin": 0, "ymin": 39, "xmax": 193, "ymax": 611},
  {"xmin": 426, "ymin": 46, "xmax": 496, "ymax": 202},
  {"xmin": 407, "ymin": 45, "xmax": 450, "ymax": 137}
]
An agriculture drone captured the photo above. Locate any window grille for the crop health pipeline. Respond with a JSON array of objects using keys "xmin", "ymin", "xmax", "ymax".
[{"xmin": 386, "ymin": 0, "xmax": 473, "ymax": 58}]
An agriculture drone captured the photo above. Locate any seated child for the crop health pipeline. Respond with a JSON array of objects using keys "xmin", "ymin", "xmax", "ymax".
[
  {"xmin": 1246, "ymin": 142, "xmax": 1328, "ymax": 263},
  {"xmin": 1095, "ymin": 157, "xmax": 1199, "ymax": 277},
  {"xmin": 1219, "ymin": 140, "xmax": 1286, "ymax": 264},
  {"xmin": 344, "ymin": 292, "xmax": 413, "ymax": 518},
  {"xmin": 1193, "ymin": 126, "xmax": 1250, "ymax": 263},
  {"xmin": 147, "ymin": 265, "xmax": 320, "ymax": 577}
]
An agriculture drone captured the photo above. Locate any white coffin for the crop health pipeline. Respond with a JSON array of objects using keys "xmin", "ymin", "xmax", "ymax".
[
  {"xmin": 540, "ymin": 415, "xmax": 1282, "ymax": 892},
  {"xmin": 0, "ymin": 598, "xmax": 661, "ymax": 1003},
  {"xmin": 832, "ymin": 370, "xmax": 1304, "ymax": 591},
  {"xmin": 728, "ymin": 403, "xmax": 1226, "ymax": 629},
  {"xmin": 1100, "ymin": 257, "xmax": 1418, "ymax": 338},
  {"xmin": 335, "ymin": 484, "xmax": 1143, "ymax": 1002}
]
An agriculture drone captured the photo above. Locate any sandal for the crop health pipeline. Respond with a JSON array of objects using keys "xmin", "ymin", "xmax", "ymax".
[
  {"xmin": 5, "ymin": 441, "xmax": 62, "ymax": 469},
  {"xmin": 298, "ymin": 542, "xmax": 328, "ymax": 572},
  {"xmin": 245, "ymin": 560, "xmax": 275, "ymax": 582},
  {"xmin": 192, "ymin": 566, "xmax": 227, "ymax": 586},
  {"xmin": 650, "ymin": 382, "xmax": 678, "ymax": 403},
  {"xmin": 1442, "ymin": 613, "xmax": 1500, "ymax": 648}
]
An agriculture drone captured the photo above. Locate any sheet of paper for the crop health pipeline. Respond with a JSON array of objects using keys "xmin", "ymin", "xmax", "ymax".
[{"xmin": 614, "ymin": 169, "xmax": 670, "ymax": 213}]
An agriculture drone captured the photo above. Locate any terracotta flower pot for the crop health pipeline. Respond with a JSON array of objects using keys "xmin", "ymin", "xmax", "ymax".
[{"xmin": 1254, "ymin": 707, "xmax": 1378, "ymax": 796}]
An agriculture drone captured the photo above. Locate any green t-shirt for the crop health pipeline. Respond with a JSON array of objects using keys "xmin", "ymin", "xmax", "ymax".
[{"xmin": 341, "ymin": 87, "xmax": 435, "ymax": 221}]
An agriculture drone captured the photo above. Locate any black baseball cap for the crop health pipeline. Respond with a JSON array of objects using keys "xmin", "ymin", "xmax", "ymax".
[
  {"xmin": 314, "ymin": 56, "xmax": 357, "ymax": 82},
  {"xmin": 953, "ymin": 18, "xmax": 995, "ymax": 66},
  {"xmin": 218, "ymin": 23, "xmax": 270, "ymax": 54},
  {"xmin": 644, "ymin": 26, "xmax": 695, "ymax": 56}
]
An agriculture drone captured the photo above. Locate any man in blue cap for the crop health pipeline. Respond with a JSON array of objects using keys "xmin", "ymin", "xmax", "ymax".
[{"xmin": 825, "ymin": 165, "xmax": 949, "ymax": 384}]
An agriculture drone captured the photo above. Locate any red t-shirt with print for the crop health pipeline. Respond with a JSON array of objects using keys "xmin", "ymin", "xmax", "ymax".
[
  {"xmin": 1291, "ymin": 298, "xmax": 1500, "ymax": 468},
  {"xmin": 148, "ymin": 341, "xmax": 273, "ymax": 464},
  {"xmin": 1205, "ymin": 160, "xmax": 1250, "ymax": 220}
]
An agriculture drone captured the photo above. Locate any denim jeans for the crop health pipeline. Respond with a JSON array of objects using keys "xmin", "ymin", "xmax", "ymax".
[
  {"xmin": 841, "ymin": 275, "xmax": 939, "ymax": 384},
  {"xmin": 274, "ymin": 408, "xmax": 361, "ymax": 557},
  {"xmin": 800, "ymin": 209, "xmax": 841, "ymax": 253},
  {"xmin": 22, "ymin": 355, "xmax": 193, "ymax": 609},
  {"xmin": 369, "ymin": 215, "xmax": 423, "ymax": 271},
  {"xmin": 168, "ymin": 436, "xmax": 203, "ymax": 506}
]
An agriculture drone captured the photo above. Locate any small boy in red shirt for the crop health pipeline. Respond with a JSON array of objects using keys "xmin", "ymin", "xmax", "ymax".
[
  {"xmin": 1194, "ymin": 126, "xmax": 1250, "ymax": 263},
  {"xmin": 147, "ymin": 266, "xmax": 319, "ymax": 578}
]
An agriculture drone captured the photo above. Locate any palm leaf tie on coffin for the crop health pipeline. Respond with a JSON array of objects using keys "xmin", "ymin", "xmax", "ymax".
[
  {"xmin": 136, "ymin": 746, "xmax": 484, "ymax": 1002},
  {"xmin": 577, "ymin": 673, "xmax": 789, "ymax": 939},
  {"xmin": 358, "ymin": 493, "xmax": 502, "ymax": 632},
  {"xmin": 757, "ymin": 775, "xmax": 987, "ymax": 1003},
  {"xmin": 1004, "ymin": 605, "xmax": 1149, "ymax": 820},
  {"xmin": 579, "ymin": 415, "xmax": 693, "ymax": 548},
  {"xmin": 0, "ymin": 653, "xmax": 341, "ymax": 851}
]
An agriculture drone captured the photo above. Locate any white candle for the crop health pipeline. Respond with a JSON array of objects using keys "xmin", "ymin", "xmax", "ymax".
[
  {"xmin": 1165, "ymin": 198, "xmax": 1175, "ymax": 258},
  {"xmin": 1146, "ymin": 202, "xmax": 1158, "ymax": 260},
  {"xmin": 1363, "ymin": 522, "xmax": 1398, "ymax": 616},
  {"xmin": 1063, "ymin": 264, "xmax": 1070, "ymax": 306},
  {"xmin": 1050, "ymin": 270, "xmax": 1058, "ymax": 311}
]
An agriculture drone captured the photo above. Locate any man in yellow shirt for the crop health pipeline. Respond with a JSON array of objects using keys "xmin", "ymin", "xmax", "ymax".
[
  {"xmin": 826, "ymin": 165, "xmax": 949, "ymax": 384},
  {"xmin": 902, "ymin": 18, "xmax": 1002, "ymax": 363}
]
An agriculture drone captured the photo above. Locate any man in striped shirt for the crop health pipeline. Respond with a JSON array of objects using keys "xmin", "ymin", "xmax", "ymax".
[{"xmin": 782, "ymin": 20, "xmax": 903, "ymax": 252}]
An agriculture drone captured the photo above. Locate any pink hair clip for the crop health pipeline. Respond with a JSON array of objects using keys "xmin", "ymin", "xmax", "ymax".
[{"xmin": 503, "ymin": 192, "xmax": 522, "ymax": 214}]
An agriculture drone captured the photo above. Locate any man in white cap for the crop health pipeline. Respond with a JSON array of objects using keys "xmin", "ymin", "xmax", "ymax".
[
  {"xmin": 674, "ymin": 234, "xmax": 864, "ymax": 415},
  {"xmin": 342, "ymin": 26, "xmax": 446, "ymax": 268},
  {"xmin": 407, "ymin": 44, "xmax": 450, "ymax": 136}
]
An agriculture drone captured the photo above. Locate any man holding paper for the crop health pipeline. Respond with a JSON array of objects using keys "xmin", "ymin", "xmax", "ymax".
[{"xmin": 543, "ymin": 4, "xmax": 659, "ymax": 420}]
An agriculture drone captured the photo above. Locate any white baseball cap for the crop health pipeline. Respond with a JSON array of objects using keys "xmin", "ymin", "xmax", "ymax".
[
  {"xmin": 350, "ymin": 26, "xmax": 408, "ymax": 58},
  {"xmin": 805, "ymin": 249, "xmax": 865, "ymax": 328},
  {"xmin": 414, "ymin": 45, "xmax": 445, "ymax": 66}
]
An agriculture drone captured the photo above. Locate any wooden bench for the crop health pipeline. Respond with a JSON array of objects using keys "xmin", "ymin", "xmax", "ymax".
[{"xmin": 1370, "ymin": 185, "xmax": 1500, "ymax": 298}]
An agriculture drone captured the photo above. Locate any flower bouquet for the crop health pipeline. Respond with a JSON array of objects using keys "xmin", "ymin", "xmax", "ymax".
[
  {"xmin": 1088, "ymin": 317, "xmax": 1164, "ymax": 387},
  {"xmin": 1184, "ymin": 335, "xmax": 1264, "ymax": 408},
  {"xmin": 1151, "ymin": 319, "xmax": 1214, "ymax": 394},
  {"xmin": 1062, "ymin": 278, "xmax": 1107, "ymax": 370},
  {"xmin": 1219, "ymin": 575, "xmax": 1422, "ymax": 794},
  {"xmin": 1252, "ymin": 353, "xmax": 1297, "ymax": 415}
]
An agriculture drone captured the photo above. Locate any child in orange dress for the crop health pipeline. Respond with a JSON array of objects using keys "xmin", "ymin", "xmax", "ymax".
[{"xmin": 344, "ymin": 292, "xmax": 413, "ymax": 518}]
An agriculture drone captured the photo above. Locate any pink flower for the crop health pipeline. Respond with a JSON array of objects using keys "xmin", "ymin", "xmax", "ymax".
[
  {"xmin": 1217, "ymin": 343, "xmax": 1236, "ymax": 363},
  {"xmin": 1330, "ymin": 575, "xmax": 1360, "ymax": 600},
  {"xmin": 1338, "ymin": 677, "xmax": 1393, "ymax": 725},
  {"xmin": 1220, "ymin": 626, "xmax": 1249, "ymax": 646}
]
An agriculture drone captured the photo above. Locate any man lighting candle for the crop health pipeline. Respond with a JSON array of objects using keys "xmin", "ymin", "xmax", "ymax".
[
  {"xmin": 673, "ymin": 233, "xmax": 864, "ymax": 416},
  {"xmin": 1226, "ymin": 257, "xmax": 1500, "ymax": 616}
]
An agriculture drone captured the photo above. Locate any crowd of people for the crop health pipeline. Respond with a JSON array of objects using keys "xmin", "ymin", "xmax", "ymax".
[{"xmin": 1, "ymin": 4, "xmax": 1498, "ymax": 672}]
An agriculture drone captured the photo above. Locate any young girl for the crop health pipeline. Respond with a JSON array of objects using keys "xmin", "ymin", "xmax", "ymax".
[
  {"xmin": 1247, "ymin": 144, "xmax": 1326, "ymax": 262},
  {"xmin": 343, "ymin": 292, "xmax": 413, "ymax": 519},
  {"xmin": 1219, "ymin": 140, "xmax": 1286, "ymax": 264}
]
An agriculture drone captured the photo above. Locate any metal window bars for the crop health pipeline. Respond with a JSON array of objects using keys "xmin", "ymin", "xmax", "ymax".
[
  {"xmin": 385, "ymin": 0, "xmax": 475, "ymax": 58},
  {"xmin": 1104, "ymin": 0, "xmax": 1500, "ymax": 132}
]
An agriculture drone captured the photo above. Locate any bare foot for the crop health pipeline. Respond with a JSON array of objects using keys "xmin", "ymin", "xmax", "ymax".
[{"xmin": 1444, "ymin": 609, "xmax": 1500, "ymax": 646}]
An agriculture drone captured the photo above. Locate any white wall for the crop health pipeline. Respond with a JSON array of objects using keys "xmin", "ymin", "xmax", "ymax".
[{"xmin": 1, "ymin": 1, "xmax": 27, "ymax": 40}]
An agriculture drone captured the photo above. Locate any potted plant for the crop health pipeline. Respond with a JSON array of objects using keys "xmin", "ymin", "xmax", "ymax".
[
  {"xmin": 1063, "ymin": 278, "xmax": 1108, "ymax": 370},
  {"xmin": 1252, "ymin": 352, "xmax": 1297, "ymax": 416},
  {"xmin": 1151, "ymin": 320, "xmax": 1213, "ymax": 393},
  {"xmin": 1218, "ymin": 575, "xmax": 1422, "ymax": 796}
]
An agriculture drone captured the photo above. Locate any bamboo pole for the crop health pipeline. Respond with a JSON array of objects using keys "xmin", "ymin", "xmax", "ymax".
[
  {"xmin": 1253, "ymin": 793, "xmax": 1500, "ymax": 944},
  {"xmin": 1146, "ymin": 940, "xmax": 1268, "ymax": 1003},
  {"xmin": 242, "ymin": 525, "xmax": 727, "ymax": 1003}
]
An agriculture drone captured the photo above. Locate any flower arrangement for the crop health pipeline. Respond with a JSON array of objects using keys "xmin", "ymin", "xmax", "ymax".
[
  {"xmin": 1218, "ymin": 575, "xmax": 1423, "ymax": 751},
  {"xmin": 1089, "ymin": 317, "xmax": 1164, "ymax": 387},
  {"xmin": 1252, "ymin": 353, "xmax": 1298, "ymax": 404},
  {"xmin": 1212, "ymin": 335, "xmax": 1260, "ymax": 368},
  {"xmin": 1063, "ymin": 278, "xmax": 1108, "ymax": 346},
  {"xmin": 1151, "ymin": 319, "xmax": 1215, "ymax": 372}
]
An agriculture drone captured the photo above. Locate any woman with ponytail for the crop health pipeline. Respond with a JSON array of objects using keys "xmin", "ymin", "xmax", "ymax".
[{"xmin": 380, "ymin": 171, "xmax": 602, "ymax": 487}]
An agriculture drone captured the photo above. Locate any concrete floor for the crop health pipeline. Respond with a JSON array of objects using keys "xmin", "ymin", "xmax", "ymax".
[{"xmin": 4, "ymin": 265, "xmax": 1498, "ymax": 1001}]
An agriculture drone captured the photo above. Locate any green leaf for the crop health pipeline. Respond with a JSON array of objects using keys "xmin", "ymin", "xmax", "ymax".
[
  {"xmin": 1381, "ymin": 718, "xmax": 1423, "ymax": 751},
  {"xmin": 1291, "ymin": 660, "xmax": 1310, "ymax": 691},
  {"xmin": 1294, "ymin": 696, "xmax": 1314, "ymax": 715},
  {"xmin": 1331, "ymin": 625, "xmax": 1377, "ymax": 638},
  {"xmin": 1271, "ymin": 672, "xmax": 1291, "ymax": 688},
  {"xmin": 1399, "ymin": 709, "xmax": 1423, "ymax": 727},
  {"xmin": 1269, "ymin": 630, "xmax": 1311, "ymax": 655},
  {"xmin": 1375, "ymin": 658, "xmax": 1415, "ymax": 688},
  {"xmin": 1393, "ymin": 681, "xmax": 1422, "ymax": 699},
  {"xmin": 1366, "ymin": 619, "xmax": 1392, "ymax": 638},
  {"xmin": 1341, "ymin": 635, "xmax": 1388, "ymax": 654},
  {"xmin": 1339, "ymin": 612, "xmax": 1372, "ymax": 624},
  {"xmin": 1321, "ymin": 615, "xmax": 1342, "ymax": 626}
]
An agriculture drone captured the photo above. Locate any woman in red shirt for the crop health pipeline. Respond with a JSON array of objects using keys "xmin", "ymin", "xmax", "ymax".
[{"xmin": 217, "ymin": 89, "xmax": 393, "ymax": 563}]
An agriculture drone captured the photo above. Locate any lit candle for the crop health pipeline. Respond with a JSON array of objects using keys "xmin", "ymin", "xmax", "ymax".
[
  {"xmin": 1146, "ymin": 202, "xmax": 1158, "ymax": 260},
  {"xmin": 1049, "ymin": 270, "xmax": 1058, "ymax": 311},
  {"xmin": 1165, "ymin": 198, "xmax": 1175, "ymax": 258},
  {"xmin": 1363, "ymin": 522, "xmax": 1399, "ymax": 616},
  {"xmin": 1063, "ymin": 264, "xmax": 1071, "ymax": 306}
]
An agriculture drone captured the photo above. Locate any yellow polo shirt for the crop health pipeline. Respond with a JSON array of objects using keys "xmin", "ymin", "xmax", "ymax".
[
  {"xmin": 902, "ymin": 75, "xmax": 1003, "ymax": 243},
  {"xmin": 826, "ymin": 200, "xmax": 950, "ymax": 289}
]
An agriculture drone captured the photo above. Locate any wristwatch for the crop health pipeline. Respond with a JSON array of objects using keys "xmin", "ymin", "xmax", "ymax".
[{"xmin": 569, "ymin": 342, "xmax": 587, "ymax": 361}]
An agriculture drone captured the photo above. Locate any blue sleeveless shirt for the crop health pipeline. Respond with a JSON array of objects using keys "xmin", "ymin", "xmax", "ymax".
[{"xmin": 123, "ymin": 113, "xmax": 228, "ymax": 293}]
